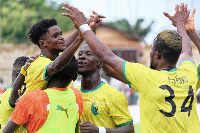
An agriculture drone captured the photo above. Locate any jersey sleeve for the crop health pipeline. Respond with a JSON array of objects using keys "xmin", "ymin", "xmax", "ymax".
[
  {"xmin": 108, "ymin": 91, "xmax": 133, "ymax": 127},
  {"xmin": 71, "ymin": 87, "xmax": 83, "ymax": 119},
  {"xmin": 10, "ymin": 91, "xmax": 35, "ymax": 125},
  {"xmin": 122, "ymin": 61, "xmax": 150, "ymax": 92},
  {"xmin": 196, "ymin": 63, "xmax": 200, "ymax": 90},
  {"xmin": 27, "ymin": 57, "xmax": 52, "ymax": 82}
]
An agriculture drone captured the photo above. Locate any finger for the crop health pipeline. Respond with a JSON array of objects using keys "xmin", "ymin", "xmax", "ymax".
[
  {"xmin": 163, "ymin": 12, "xmax": 172, "ymax": 19},
  {"xmin": 98, "ymin": 15, "xmax": 106, "ymax": 18},
  {"xmin": 179, "ymin": 3, "xmax": 184, "ymax": 13},
  {"xmin": 62, "ymin": 13, "xmax": 73, "ymax": 18},
  {"xmin": 64, "ymin": 3, "xmax": 78, "ymax": 13},
  {"xmin": 62, "ymin": 7, "xmax": 73, "ymax": 14},
  {"xmin": 183, "ymin": 4, "xmax": 188, "ymax": 14},
  {"xmin": 175, "ymin": 4, "xmax": 179, "ymax": 12},
  {"xmin": 92, "ymin": 11, "xmax": 98, "ymax": 16},
  {"xmin": 191, "ymin": 8, "xmax": 196, "ymax": 17},
  {"xmin": 18, "ymin": 89, "xmax": 21, "ymax": 96}
]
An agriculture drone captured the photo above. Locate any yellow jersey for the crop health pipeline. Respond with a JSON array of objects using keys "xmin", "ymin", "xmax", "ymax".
[
  {"xmin": 22, "ymin": 56, "xmax": 52, "ymax": 95},
  {"xmin": 123, "ymin": 60, "xmax": 198, "ymax": 133},
  {"xmin": 77, "ymin": 82, "xmax": 133, "ymax": 129},
  {"xmin": 0, "ymin": 88, "xmax": 26, "ymax": 133}
]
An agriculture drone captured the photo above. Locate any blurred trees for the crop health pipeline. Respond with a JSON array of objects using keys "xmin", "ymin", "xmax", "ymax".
[
  {"xmin": 1, "ymin": 0, "xmax": 74, "ymax": 44},
  {"xmin": 106, "ymin": 19, "xmax": 154, "ymax": 39},
  {"xmin": 1, "ymin": 0, "xmax": 154, "ymax": 44}
]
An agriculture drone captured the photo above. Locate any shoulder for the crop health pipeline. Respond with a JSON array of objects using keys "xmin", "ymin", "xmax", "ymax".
[{"xmin": 21, "ymin": 90, "xmax": 46, "ymax": 101}]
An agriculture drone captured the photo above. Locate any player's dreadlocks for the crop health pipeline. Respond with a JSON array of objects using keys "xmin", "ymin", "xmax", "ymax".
[
  {"xmin": 153, "ymin": 30, "xmax": 182, "ymax": 64},
  {"xmin": 28, "ymin": 18, "xmax": 57, "ymax": 48}
]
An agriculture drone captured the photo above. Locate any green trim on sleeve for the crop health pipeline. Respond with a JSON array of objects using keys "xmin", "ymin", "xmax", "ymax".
[
  {"xmin": 6, "ymin": 87, "xmax": 12, "ymax": 90},
  {"xmin": 122, "ymin": 61, "xmax": 132, "ymax": 88},
  {"xmin": 81, "ymin": 82, "xmax": 105, "ymax": 93},
  {"xmin": 180, "ymin": 60, "xmax": 195, "ymax": 65},
  {"xmin": 117, "ymin": 120, "xmax": 133, "ymax": 127},
  {"xmin": 43, "ymin": 62, "xmax": 53, "ymax": 81},
  {"xmin": 197, "ymin": 64, "xmax": 200, "ymax": 80},
  {"xmin": 8, "ymin": 99, "xmax": 15, "ymax": 108}
]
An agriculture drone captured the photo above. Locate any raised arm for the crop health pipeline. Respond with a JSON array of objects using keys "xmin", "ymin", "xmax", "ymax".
[
  {"xmin": 103, "ymin": 64, "xmax": 128, "ymax": 84},
  {"xmin": 163, "ymin": 3, "xmax": 194, "ymax": 64},
  {"xmin": 64, "ymin": 30, "xmax": 79, "ymax": 48},
  {"xmin": 46, "ymin": 35, "xmax": 83, "ymax": 77},
  {"xmin": 185, "ymin": 8, "xmax": 200, "ymax": 53},
  {"xmin": 9, "ymin": 54, "xmax": 40, "ymax": 106},
  {"xmin": 62, "ymin": 3, "xmax": 125, "ymax": 79}
]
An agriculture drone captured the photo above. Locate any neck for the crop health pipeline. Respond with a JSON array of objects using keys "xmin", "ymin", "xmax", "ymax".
[
  {"xmin": 81, "ymin": 71, "xmax": 102, "ymax": 91},
  {"xmin": 158, "ymin": 65, "xmax": 176, "ymax": 71},
  {"xmin": 41, "ymin": 50, "xmax": 59, "ymax": 61}
]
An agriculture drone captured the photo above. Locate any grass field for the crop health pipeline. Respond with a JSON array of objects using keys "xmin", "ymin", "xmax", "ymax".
[{"xmin": 134, "ymin": 123, "xmax": 140, "ymax": 133}]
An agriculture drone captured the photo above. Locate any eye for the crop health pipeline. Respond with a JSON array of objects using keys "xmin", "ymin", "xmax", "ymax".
[
  {"xmin": 78, "ymin": 52, "xmax": 83, "ymax": 56},
  {"xmin": 87, "ymin": 52, "xmax": 92, "ymax": 55}
]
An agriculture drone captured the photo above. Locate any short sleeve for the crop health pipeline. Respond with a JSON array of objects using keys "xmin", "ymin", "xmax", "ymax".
[
  {"xmin": 10, "ymin": 92, "xmax": 35, "ymax": 125},
  {"xmin": 108, "ymin": 92, "xmax": 133, "ymax": 126},
  {"xmin": 123, "ymin": 61, "xmax": 150, "ymax": 92}
]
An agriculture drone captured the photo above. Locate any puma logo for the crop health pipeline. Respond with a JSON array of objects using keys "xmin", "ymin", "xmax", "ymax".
[{"xmin": 56, "ymin": 103, "xmax": 71, "ymax": 118}]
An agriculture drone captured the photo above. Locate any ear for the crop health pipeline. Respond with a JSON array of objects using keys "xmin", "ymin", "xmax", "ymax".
[
  {"xmin": 39, "ymin": 40, "xmax": 47, "ymax": 48},
  {"xmin": 154, "ymin": 51, "xmax": 162, "ymax": 60}
]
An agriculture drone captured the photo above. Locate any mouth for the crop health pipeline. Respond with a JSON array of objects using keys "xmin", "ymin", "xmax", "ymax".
[
  {"xmin": 58, "ymin": 41, "xmax": 66, "ymax": 46},
  {"xmin": 78, "ymin": 61, "xmax": 87, "ymax": 67}
]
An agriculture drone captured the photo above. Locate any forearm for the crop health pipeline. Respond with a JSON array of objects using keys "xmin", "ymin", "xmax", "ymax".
[
  {"xmin": 48, "ymin": 37, "xmax": 83, "ymax": 74},
  {"xmin": 83, "ymin": 31, "xmax": 116, "ymax": 64},
  {"xmin": 64, "ymin": 30, "xmax": 79, "ymax": 47},
  {"xmin": 103, "ymin": 64, "xmax": 128, "ymax": 84},
  {"xmin": 106, "ymin": 124, "xmax": 134, "ymax": 133},
  {"xmin": 177, "ymin": 25, "xmax": 194, "ymax": 63},
  {"xmin": 187, "ymin": 30, "xmax": 200, "ymax": 53},
  {"xmin": 9, "ymin": 74, "xmax": 25, "ymax": 106}
]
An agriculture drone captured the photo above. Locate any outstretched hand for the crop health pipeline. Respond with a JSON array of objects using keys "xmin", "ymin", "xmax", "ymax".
[
  {"xmin": 163, "ymin": 3, "xmax": 190, "ymax": 27},
  {"xmin": 62, "ymin": 3, "xmax": 87, "ymax": 29},
  {"xmin": 185, "ymin": 8, "xmax": 196, "ymax": 32},
  {"xmin": 88, "ymin": 11, "xmax": 106, "ymax": 34}
]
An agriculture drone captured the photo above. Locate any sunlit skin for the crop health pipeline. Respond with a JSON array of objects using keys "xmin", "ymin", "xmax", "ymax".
[
  {"xmin": 43, "ymin": 25, "xmax": 66, "ymax": 53},
  {"xmin": 77, "ymin": 44, "xmax": 101, "ymax": 75}
]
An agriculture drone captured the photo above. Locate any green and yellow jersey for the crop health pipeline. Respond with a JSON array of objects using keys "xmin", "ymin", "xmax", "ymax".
[
  {"xmin": 22, "ymin": 56, "xmax": 52, "ymax": 95},
  {"xmin": 0, "ymin": 87, "xmax": 26, "ymax": 133},
  {"xmin": 196, "ymin": 63, "xmax": 200, "ymax": 90},
  {"xmin": 77, "ymin": 82, "xmax": 133, "ymax": 129},
  {"xmin": 123, "ymin": 60, "xmax": 198, "ymax": 133}
]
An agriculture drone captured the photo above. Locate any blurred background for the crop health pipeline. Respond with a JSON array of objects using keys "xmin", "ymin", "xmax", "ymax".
[{"xmin": 0, "ymin": 0, "xmax": 200, "ymax": 132}]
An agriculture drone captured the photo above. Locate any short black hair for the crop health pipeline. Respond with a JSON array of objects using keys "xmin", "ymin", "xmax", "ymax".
[
  {"xmin": 13, "ymin": 56, "xmax": 29, "ymax": 72},
  {"xmin": 12, "ymin": 56, "xmax": 29, "ymax": 84},
  {"xmin": 153, "ymin": 30, "xmax": 182, "ymax": 64},
  {"xmin": 28, "ymin": 18, "xmax": 57, "ymax": 47},
  {"xmin": 49, "ymin": 56, "xmax": 78, "ymax": 85}
]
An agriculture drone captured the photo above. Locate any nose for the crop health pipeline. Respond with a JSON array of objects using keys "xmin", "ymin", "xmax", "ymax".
[
  {"xmin": 78, "ymin": 54, "xmax": 86, "ymax": 60},
  {"xmin": 59, "ymin": 35, "xmax": 64, "ymax": 40}
]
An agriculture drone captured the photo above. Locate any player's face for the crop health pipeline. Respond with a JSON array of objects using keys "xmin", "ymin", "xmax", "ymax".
[
  {"xmin": 44, "ymin": 25, "xmax": 66, "ymax": 53},
  {"xmin": 77, "ymin": 44, "xmax": 100, "ymax": 75},
  {"xmin": 150, "ymin": 45, "xmax": 156, "ymax": 70}
]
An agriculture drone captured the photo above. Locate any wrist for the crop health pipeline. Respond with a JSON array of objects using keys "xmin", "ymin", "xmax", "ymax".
[
  {"xmin": 79, "ymin": 24, "xmax": 91, "ymax": 34},
  {"xmin": 97, "ymin": 126, "xmax": 106, "ymax": 133},
  {"xmin": 20, "ymin": 66, "xmax": 26, "ymax": 76}
]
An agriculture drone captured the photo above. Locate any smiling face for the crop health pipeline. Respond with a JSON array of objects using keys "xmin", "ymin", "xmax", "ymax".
[
  {"xmin": 77, "ymin": 44, "xmax": 102, "ymax": 75},
  {"xmin": 43, "ymin": 25, "xmax": 66, "ymax": 53}
]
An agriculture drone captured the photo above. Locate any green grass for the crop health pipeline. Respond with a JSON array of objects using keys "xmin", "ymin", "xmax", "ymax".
[{"xmin": 134, "ymin": 123, "xmax": 141, "ymax": 133}]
